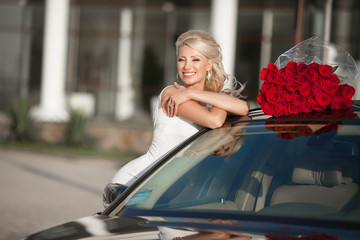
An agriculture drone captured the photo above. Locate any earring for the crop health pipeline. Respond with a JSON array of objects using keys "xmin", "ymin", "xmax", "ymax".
[
  {"xmin": 176, "ymin": 73, "xmax": 180, "ymax": 81},
  {"xmin": 206, "ymin": 71, "xmax": 211, "ymax": 82}
]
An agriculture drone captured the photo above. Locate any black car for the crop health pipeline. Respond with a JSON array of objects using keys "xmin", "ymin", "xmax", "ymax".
[{"xmin": 24, "ymin": 106, "xmax": 360, "ymax": 240}]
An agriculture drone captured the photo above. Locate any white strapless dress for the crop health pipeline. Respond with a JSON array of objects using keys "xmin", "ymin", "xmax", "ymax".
[{"xmin": 112, "ymin": 87, "xmax": 202, "ymax": 186}]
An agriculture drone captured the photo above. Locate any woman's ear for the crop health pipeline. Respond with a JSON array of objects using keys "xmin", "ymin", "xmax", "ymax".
[{"xmin": 207, "ymin": 61, "xmax": 214, "ymax": 71}]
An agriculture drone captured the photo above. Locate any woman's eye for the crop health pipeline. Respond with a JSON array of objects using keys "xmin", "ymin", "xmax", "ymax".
[{"xmin": 193, "ymin": 59, "xmax": 200, "ymax": 62}]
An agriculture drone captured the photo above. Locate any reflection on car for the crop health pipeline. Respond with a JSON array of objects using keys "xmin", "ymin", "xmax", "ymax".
[{"xmin": 24, "ymin": 107, "xmax": 360, "ymax": 240}]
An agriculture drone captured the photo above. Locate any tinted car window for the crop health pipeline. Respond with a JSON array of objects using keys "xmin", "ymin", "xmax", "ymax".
[{"xmin": 122, "ymin": 119, "xmax": 360, "ymax": 224}]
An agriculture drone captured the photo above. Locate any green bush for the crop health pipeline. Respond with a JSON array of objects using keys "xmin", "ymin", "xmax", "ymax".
[
  {"xmin": 9, "ymin": 97, "xmax": 37, "ymax": 142},
  {"xmin": 65, "ymin": 108, "xmax": 89, "ymax": 146}
]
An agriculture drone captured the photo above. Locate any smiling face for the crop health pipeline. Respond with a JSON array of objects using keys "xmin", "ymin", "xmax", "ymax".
[{"xmin": 177, "ymin": 45, "xmax": 213, "ymax": 90}]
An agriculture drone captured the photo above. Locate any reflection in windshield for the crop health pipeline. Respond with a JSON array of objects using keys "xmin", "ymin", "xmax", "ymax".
[
  {"xmin": 169, "ymin": 219, "xmax": 251, "ymax": 240},
  {"xmin": 184, "ymin": 117, "xmax": 250, "ymax": 158}
]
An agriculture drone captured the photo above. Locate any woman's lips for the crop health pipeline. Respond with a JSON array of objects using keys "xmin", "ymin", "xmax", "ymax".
[{"xmin": 183, "ymin": 72, "xmax": 196, "ymax": 77}]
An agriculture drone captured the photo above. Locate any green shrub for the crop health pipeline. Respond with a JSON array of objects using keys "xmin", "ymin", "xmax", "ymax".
[
  {"xmin": 9, "ymin": 97, "xmax": 37, "ymax": 142},
  {"xmin": 65, "ymin": 108, "xmax": 89, "ymax": 146}
]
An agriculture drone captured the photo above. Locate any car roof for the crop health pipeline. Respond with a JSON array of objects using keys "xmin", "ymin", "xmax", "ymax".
[{"xmin": 230, "ymin": 103, "xmax": 360, "ymax": 123}]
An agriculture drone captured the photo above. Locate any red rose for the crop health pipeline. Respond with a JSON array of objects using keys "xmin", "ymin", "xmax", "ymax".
[
  {"xmin": 272, "ymin": 85, "xmax": 283, "ymax": 92},
  {"xmin": 286, "ymin": 81, "xmax": 298, "ymax": 92},
  {"xmin": 312, "ymin": 102, "xmax": 326, "ymax": 111},
  {"xmin": 311, "ymin": 73, "xmax": 322, "ymax": 83},
  {"xmin": 328, "ymin": 74, "xmax": 340, "ymax": 85},
  {"xmin": 289, "ymin": 92, "xmax": 298, "ymax": 102},
  {"xmin": 331, "ymin": 90, "xmax": 342, "ymax": 109},
  {"xmin": 293, "ymin": 94, "xmax": 306, "ymax": 106},
  {"xmin": 266, "ymin": 91, "xmax": 281, "ymax": 104},
  {"xmin": 274, "ymin": 102, "xmax": 287, "ymax": 117},
  {"xmin": 299, "ymin": 83, "xmax": 311, "ymax": 96},
  {"xmin": 330, "ymin": 100, "xmax": 341, "ymax": 110},
  {"xmin": 339, "ymin": 84, "xmax": 355, "ymax": 98},
  {"xmin": 297, "ymin": 62, "xmax": 308, "ymax": 73},
  {"xmin": 315, "ymin": 93, "xmax": 331, "ymax": 106},
  {"xmin": 266, "ymin": 71, "xmax": 278, "ymax": 83},
  {"xmin": 262, "ymin": 102, "xmax": 275, "ymax": 115},
  {"xmin": 301, "ymin": 102, "xmax": 312, "ymax": 113},
  {"xmin": 308, "ymin": 62, "xmax": 320, "ymax": 74},
  {"xmin": 341, "ymin": 97, "xmax": 353, "ymax": 108},
  {"xmin": 302, "ymin": 73, "xmax": 311, "ymax": 83},
  {"xmin": 288, "ymin": 104, "xmax": 299, "ymax": 115},
  {"xmin": 282, "ymin": 89, "xmax": 292, "ymax": 101},
  {"xmin": 260, "ymin": 68, "xmax": 269, "ymax": 81},
  {"xmin": 319, "ymin": 64, "xmax": 333, "ymax": 78},
  {"xmin": 285, "ymin": 61, "xmax": 297, "ymax": 79},
  {"xmin": 332, "ymin": 89, "xmax": 342, "ymax": 99},
  {"xmin": 278, "ymin": 101, "xmax": 288, "ymax": 110},
  {"xmin": 320, "ymin": 80, "xmax": 338, "ymax": 94},
  {"xmin": 268, "ymin": 62, "xmax": 278, "ymax": 72},
  {"xmin": 311, "ymin": 82, "xmax": 323, "ymax": 95},
  {"xmin": 256, "ymin": 94, "xmax": 265, "ymax": 105},
  {"xmin": 306, "ymin": 94, "xmax": 316, "ymax": 103},
  {"xmin": 296, "ymin": 72, "xmax": 310, "ymax": 84},
  {"xmin": 286, "ymin": 61, "xmax": 297, "ymax": 70},
  {"xmin": 276, "ymin": 73, "xmax": 287, "ymax": 86},
  {"xmin": 260, "ymin": 82, "xmax": 273, "ymax": 93}
]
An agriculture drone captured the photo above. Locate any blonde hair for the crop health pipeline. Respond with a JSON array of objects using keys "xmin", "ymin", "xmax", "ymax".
[{"xmin": 175, "ymin": 30, "xmax": 245, "ymax": 97}]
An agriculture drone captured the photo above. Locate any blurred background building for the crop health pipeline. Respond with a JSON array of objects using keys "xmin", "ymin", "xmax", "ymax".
[{"xmin": 0, "ymin": 0, "xmax": 359, "ymax": 124}]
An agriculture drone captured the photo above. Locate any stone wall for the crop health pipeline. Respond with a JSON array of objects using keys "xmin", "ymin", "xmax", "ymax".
[
  {"xmin": 87, "ymin": 124, "xmax": 152, "ymax": 153},
  {"xmin": 0, "ymin": 111, "xmax": 153, "ymax": 154},
  {"xmin": 36, "ymin": 121, "xmax": 153, "ymax": 154}
]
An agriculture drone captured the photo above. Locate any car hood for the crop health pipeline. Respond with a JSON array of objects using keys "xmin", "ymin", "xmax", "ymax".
[
  {"xmin": 23, "ymin": 214, "xmax": 159, "ymax": 240},
  {"xmin": 23, "ymin": 209, "xmax": 360, "ymax": 240}
]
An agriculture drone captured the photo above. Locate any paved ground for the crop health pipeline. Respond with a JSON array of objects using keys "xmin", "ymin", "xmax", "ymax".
[{"xmin": 0, "ymin": 147, "xmax": 122, "ymax": 240}]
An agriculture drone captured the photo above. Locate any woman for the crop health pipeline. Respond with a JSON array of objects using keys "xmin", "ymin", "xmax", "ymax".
[{"xmin": 103, "ymin": 30, "xmax": 249, "ymax": 207}]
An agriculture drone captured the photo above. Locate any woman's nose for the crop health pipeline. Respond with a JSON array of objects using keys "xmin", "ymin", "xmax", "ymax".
[{"xmin": 184, "ymin": 60, "xmax": 192, "ymax": 69}]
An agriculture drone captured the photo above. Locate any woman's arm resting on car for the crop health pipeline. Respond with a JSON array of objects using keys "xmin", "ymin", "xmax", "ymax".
[
  {"xmin": 161, "ymin": 83, "xmax": 249, "ymax": 117},
  {"xmin": 161, "ymin": 86, "xmax": 227, "ymax": 129},
  {"xmin": 177, "ymin": 101, "xmax": 227, "ymax": 129}
]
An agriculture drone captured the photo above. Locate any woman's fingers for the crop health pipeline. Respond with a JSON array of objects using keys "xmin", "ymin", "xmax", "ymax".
[
  {"xmin": 167, "ymin": 98, "xmax": 174, "ymax": 117},
  {"xmin": 161, "ymin": 95, "xmax": 170, "ymax": 109},
  {"xmin": 162, "ymin": 96, "xmax": 175, "ymax": 117},
  {"xmin": 161, "ymin": 85, "xmax": 186, "ymax": 117},
  {"xmin": 166, "ymin": 99, "xmax": 171, "ymax": 117}
]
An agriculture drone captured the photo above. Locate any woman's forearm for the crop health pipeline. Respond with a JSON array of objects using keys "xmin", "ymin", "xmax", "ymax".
[
  {"xmin": 188, "ymin": 89, "xmax": 249, "ymax": 116},
  {"xmin": 177, "ymin": 101, "xmax": 227, "ymax": 129}
]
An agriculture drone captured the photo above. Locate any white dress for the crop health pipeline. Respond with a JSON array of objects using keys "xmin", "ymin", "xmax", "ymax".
[{"xmin": 112, "ymin": 87, "xmax": 203, "ymax": 186}]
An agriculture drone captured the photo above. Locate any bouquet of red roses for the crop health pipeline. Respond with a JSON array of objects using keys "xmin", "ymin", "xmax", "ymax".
[
  {"xmin": 257, "ymin": 36, "xmax": 358, "ymax": 117},
  {"xmin": 257, "ymin": 61, "xmax": 355, "ymax": 117}
]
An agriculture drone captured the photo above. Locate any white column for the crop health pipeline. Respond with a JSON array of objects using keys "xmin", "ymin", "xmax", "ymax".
[
  {"xmin": 323, "ymin": 0, "xmax": 333, "ymax": 46},
  {"xmin": 210, "ymin": 0, "xmax": 238, "ymax": 86},
  {"xmin": 115, "ymin": 8, "xmax": 134, "ymax": 120},
  {"xmin": 31, "ymin": 0, "xmax": 69, "ymax": 121}
]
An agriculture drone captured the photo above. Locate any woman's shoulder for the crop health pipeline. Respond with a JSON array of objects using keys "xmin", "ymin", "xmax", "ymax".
[{"xmin": 160, "ymin": 85, "xmax": 176, "ymax": 99}]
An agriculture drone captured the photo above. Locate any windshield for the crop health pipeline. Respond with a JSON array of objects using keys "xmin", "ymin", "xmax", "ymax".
[{"xmin": 121, "ymin": 119, "xmax": 360, "ymax": 224}]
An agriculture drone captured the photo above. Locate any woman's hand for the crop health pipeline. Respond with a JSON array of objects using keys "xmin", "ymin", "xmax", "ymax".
[{"xmin": 161, "ymin": 82, "xmax": 192, "ymax": 117}]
